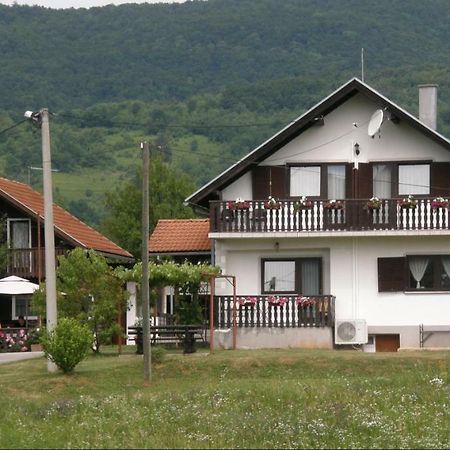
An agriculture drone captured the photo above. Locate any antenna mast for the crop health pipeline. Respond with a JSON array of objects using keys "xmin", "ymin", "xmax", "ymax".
[{"xmin": 361, "ymin": 48, "xmax": 365, "ymax": 82}]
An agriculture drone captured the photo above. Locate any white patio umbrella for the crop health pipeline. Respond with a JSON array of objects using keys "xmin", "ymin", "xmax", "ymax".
[
  {"xmin": 0, "ymin": 276, "xmax": 39, "ymax": 295},
  {"xmin": 0, "ymin": 276, "xmax": 40, "ymax": 326}
]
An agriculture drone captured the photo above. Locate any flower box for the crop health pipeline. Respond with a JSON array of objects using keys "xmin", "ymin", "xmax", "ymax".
[
  {"xmin": 238, "ymin": 296, "xmax": 257, "ymax": 307},
  {"xmin": 398, "ymin": 195, "xmax": 417, "ymax": 209},
  {"xmin": 264, "ymin": 197, "xmax": 282, "ymax": 210},
  {"xmin": 324, "ymin": 200, "xmax": 344, "ymax": 210},
  {"xmin": 267, "ymin": 296, "xmax": 288, "ymax": 307},
  {"xmin": 293, "ymin": 196, "xmax": 313, "ymax": 211},
  {"xmin": 431, "ymin": 197, "xmax": 449, "ymax": 210},
  {"xmin": 365, "ymin": 197, "xmax": 382, "ymax": 210},
  {"xmin": 295, "ymin": 296, "xmax": 314, "ymax": 307},
  {"xmin": 227, "ymin": 198, "xmax": 250, "ymax": 210}
]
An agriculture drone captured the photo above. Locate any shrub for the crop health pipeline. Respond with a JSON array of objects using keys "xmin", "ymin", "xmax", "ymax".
[
  {"xmin": 41, "ymin": 318, "xmax": 93, "ymax": 373},
  {"xmin": 151, "ymin": 347, "xmax": 166, "ymax": 364}
]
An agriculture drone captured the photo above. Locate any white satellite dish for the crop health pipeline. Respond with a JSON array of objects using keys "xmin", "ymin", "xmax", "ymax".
[{"xmin": 367, "ymin": 109, "xmax": 384, "ymax": 137}]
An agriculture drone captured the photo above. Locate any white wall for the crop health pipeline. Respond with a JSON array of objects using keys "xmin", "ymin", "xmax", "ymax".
[
  {"xmin": 261, "ymin": 94, "xmax": 450, "ymax": 167},
  {"xmin": 222, "ymin": 171, "xmax": 252, "ymax": 201},
  {"xmin": 214, "ymin": 235, "xmax": 450, "ymax": 328}
]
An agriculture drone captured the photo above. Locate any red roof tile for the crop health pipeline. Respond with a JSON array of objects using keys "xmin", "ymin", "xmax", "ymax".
[
  {"xmin": 149, "ymin": 219, "xmax": 210, "ymax": 253},
  {"xmin": 0, "ymin": 177, "xmax": 132, "ymax": 259}
]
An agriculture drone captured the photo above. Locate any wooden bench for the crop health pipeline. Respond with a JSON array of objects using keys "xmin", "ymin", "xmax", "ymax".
[{"xmin": 128, "ymin": 325, "xmax": 206, "ymax": 354}]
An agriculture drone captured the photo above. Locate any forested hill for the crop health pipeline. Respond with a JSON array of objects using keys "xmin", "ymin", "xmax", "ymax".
[
  {"xmin": 0, "ymin": 0, "xmax": 450, "ymax": 111},
  {"xmin": 1, "ymin": 0, "xmax": 450, "ymax": 231}
]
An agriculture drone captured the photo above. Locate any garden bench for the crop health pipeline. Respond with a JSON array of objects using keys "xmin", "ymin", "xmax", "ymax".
[{"xmin": 128, "ymin": 325, "xmax": 206, "ymax": 354}]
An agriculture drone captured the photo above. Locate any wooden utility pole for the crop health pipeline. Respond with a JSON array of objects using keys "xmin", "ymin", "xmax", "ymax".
[{"xmin": 141, "ymin": 141, "xmax": 151, "ymax": 384}]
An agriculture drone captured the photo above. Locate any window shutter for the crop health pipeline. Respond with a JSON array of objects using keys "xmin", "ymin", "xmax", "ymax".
[
  {"xmin": 378, "ymin": 257, "xmax": 406, "ymax": 292},
  {"xmin": 252, "ymin": 166, "xmax": 270, "ymax": 199},
  {"xmin": 357, "ymin": 163, "xmax": 372, "ymax": 199},
  {"xmin": 345, "ymin": 164, "xmax": 353, "ymax": 198},
  {"xmin": 431, "ymin": 163, "xmax": 450, "ymax": 197},
  {"xmin": 252, "ymin": 166, "xmax": 286, "ymax": 199}
]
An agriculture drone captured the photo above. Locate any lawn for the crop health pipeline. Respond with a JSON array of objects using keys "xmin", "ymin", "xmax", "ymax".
[{"xmin": 0, "ymin": 348, "xmax": 449, "ymax": 449}]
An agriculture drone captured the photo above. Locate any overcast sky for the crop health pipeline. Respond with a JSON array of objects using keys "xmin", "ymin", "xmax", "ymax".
[{"xmin": 0, "ymin": 0, "xmax": 187, "ymax": 8}]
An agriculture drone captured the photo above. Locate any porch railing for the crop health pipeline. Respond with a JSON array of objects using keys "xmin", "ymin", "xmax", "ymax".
[
  {"xmin": 4, "ymin": 247, "xmax": 67, "ymax": 279},
  {"xmin": 213, "ymin": 295, "xmax": 335, "ymax": 328},
  {"xmin": 210, "ymin": 199, "xmax": 450, "ymax": 233}
]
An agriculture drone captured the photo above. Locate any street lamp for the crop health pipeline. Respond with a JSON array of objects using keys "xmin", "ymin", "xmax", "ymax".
[{"xmin": 24, "ymin": 108, "xmax": 58, "ymax": 373}]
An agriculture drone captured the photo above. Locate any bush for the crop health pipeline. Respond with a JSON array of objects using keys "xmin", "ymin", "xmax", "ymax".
[
  {"xmin": 41, "ymin": 318, "xmax": 93, "ymax": 373},
  {"xmin": 151, "ymin": 347, "xmax": 166, "ymax": 364}
]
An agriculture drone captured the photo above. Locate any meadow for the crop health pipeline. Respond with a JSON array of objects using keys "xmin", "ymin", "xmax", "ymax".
[{"xmin": 0, "ymin": 348, "xmax": 449, "ymax": 449}]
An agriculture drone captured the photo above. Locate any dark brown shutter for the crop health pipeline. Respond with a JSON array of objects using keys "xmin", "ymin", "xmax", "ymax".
[
  {"xmin": 431, "ymin": 162, "xmax": 450, "ymax": 197},
  {"xmin": 345, "ymin": 164, "xmax": 353, "ymax": 199},
  {"xmin": 378, "ymin": 257, "xmax": 406, "ymax": 292},
  {"xmin": 357, "ymin": 163, "xmax": 372, "ymax": 199},
  {"xmin": 252, "ymin": 166, "xmax": 270, "ymax": 199},
  {"xmin": 252, "ymin": 166, "xmax": 286, "ymax": 199}
]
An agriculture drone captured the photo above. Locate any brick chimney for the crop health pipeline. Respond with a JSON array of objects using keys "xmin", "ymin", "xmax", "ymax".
[{"xmin": 418, "ymin": 84, "xmax": 438, "ymax": 130}]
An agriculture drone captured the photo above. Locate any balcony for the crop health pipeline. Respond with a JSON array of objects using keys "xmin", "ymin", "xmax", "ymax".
[
  {"xmin": 3, "ymin": 247, "xmax": 67, "ymax": 280},
  {"xmin": 210, "ymin": 198, "xmax": 450, "ymax": 234},
  {"xmin": 213, "ymin": 295, "xmax": 335, "ymax": 329}
]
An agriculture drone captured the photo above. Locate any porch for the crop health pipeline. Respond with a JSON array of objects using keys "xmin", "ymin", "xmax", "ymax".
[
  {"xmin": 210, "ymin": 198, "xmax": 450, "ymax": 233},
  {"xmin": 212, "ymin": 295, "xmax": 335, "ymax": 350}
]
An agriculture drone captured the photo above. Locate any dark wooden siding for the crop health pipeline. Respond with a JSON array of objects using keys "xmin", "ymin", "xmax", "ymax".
[
  {"xmin": 431, "ymin": 162, "xmax": 450, "ymax": 197},
  {"xmin": 378, "ymin": 257, "xmax": 406, "ymax": 292},
  {"xmin": 252, "ymin": 166, "xmax": 286, "ymax": 199},
  {"xmin": 357, "ymin": 163, "xmax": 373, "ymax": 199}
]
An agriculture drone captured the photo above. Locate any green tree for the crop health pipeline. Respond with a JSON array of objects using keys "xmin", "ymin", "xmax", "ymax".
[
  {"xmin": 101, "ymin": 155, "xmax": 196, "ymax": 257},
  {"xmin": 33, "ymin": 248, "xmax": 128, "ymax": 353}
]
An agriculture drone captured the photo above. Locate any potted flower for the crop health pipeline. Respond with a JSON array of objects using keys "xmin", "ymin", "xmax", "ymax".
[
  {"xmin": 227, "ymin": 197, "xmax": 250, "ymax": 210},
  {"xmin": 238, "ymin": 296, "xmax": 257, "ymax": 307},
  {"xmin": 267, "ymin": 295, "xmax": 288, "ymax": 307},
  {"xmin": 295, "ymin": 296, "xmax": 315, "ymax": 308},
  {"xmin": 28, "ymin": 327, "xmax": 42, "ymax": 352},
  {"xmin": 365, "ymin": 196, "xmax": 382, "ymax": 210},
  {"xmin": 293, "ymin": 196, "xmax": 313, "ymax": 212},
  {"xmin": 431, "ymin": 197, "xmax": 449, "ymax": 210},
  {"xmin": 264, "ymin": 196, "xmax": 282, "ymax": 210},
  {"xmin": 398, "ymin": 195, "xmax": 417, "ymax": 209},
  {"xmin": 324, "ymin": 199, "xmax": 344, "ymax": 210}
]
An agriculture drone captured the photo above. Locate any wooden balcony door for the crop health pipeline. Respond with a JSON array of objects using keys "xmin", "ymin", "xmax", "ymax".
[{"xmin": 7, "ymin": 219, "xmax": 32, "ymax": 275}]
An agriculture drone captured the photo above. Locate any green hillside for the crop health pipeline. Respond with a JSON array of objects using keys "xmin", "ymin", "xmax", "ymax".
[{"xmin": 0, "ymin": 0, "xmax": 450, "ymax": 229}]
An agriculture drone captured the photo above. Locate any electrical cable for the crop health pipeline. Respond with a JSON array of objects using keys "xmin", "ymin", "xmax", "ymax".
[{"xmin": 0, "ymin": 119, "xmax": 27, "ymax": 136}]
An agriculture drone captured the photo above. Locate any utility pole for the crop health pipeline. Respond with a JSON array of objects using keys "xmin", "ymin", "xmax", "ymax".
[
  {"xmin": 25, "ymin": 109, "xmax": 58, "ymax": 373},
  {"xmin": 141, "ymin": 141, "xmax": 151, "ymax": 384},
  {"xmin": 41, "ymin": 109, "xmax": 58, "ymax": 373}
]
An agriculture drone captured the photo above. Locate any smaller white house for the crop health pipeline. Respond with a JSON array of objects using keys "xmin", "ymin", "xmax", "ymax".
[{"xmin": 182, "ymin": 78, "xmax": 450, "ymax": 352}]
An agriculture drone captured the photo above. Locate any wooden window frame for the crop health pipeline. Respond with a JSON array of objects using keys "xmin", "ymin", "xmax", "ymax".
[
  {"xmin": 287, "ymin": 163, "xmax": 347, "ymax": 200},
  {"xmin": 261, "ymin": 257, "xmax": 322, "ymax": 294},
  {"xmin": 405, "ymin": 255, "xmax": 450, "ymax": 292}
]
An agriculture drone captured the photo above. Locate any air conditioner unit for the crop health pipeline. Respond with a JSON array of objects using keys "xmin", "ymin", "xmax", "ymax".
[{"xmin": 335, "ymin": 319, "xmax": 368, "ymax": 345}]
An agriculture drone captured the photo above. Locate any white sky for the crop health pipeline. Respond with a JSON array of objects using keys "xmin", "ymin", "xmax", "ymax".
[{"xmin": 0, "ymin": 0, "xmax": 187, "ymax": 8}]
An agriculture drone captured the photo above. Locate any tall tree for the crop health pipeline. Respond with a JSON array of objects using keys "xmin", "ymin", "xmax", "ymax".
[{"xmin": 101, "ymin": 154, "xmax": 196, "ymax": 257}]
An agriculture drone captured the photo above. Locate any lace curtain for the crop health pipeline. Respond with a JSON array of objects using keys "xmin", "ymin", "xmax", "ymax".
[{"xmin": 408, "ymin": 256, "xmax": 429, "ymax": 288}]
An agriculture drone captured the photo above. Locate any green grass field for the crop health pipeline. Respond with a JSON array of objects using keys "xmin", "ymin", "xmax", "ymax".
[{"xmin": 0, "ymin": 348, "xmax": 449, "ymax": 449}]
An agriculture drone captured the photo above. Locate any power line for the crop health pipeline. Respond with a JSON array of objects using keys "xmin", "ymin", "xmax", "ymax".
[{"xmin": 0, "ymin": 119, "xmax": 27, "ymax": 136}]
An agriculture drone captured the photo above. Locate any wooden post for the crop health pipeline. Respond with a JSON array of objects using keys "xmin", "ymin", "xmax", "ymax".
[
  {"xmin": 232, "ymin": 276, "xmax": 237, "ymax": 350},
  {"xmin": 209, "ymin": 275, "xmax": 215, "ymax": 354}
]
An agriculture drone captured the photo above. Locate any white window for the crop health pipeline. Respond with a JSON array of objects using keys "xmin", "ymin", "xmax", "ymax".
[
  {"xmin": 263, "ymin": 260, "xmax": 296, "ymax": 292},
  {"xmin": 373, "ymin": 164, "xmax": 392, "ymax": 198},
  {"xmin": 398, "ymin": 164, "xmax": 430, "ymax": 195},
  {"xmin": 327, "ymin": 165, "xmax": 345, "ymax": 199},
  {"xmin": 290, "ymin": 166, "xmax": 321, "ymax": 197},
  {"xmin": 13, "ymin": 296, "xmax": 37, "ymax": 319}
]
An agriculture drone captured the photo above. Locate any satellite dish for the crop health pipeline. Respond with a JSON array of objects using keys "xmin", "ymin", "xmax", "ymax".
[{"xmin": 367, "ymin": 109, "xmax": 384, "ymax": 137}]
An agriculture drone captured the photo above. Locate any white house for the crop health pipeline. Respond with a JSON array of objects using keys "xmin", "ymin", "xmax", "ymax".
[{"xmin": 184, "ymin": 78, "xmax": 450, "ymax": 352}]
